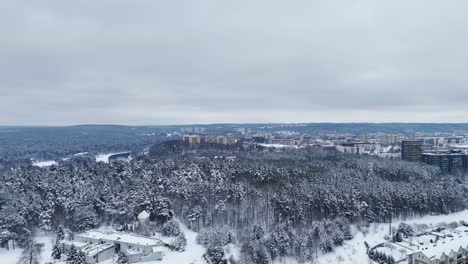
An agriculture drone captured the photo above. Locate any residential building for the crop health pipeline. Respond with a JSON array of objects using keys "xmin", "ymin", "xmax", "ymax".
[
  {"xmin": 183, "ymin": 135, "xmax": 201, "ymax": 144},
  {"xmin": 360, "ymin": 134, "xmax": 370, "ymax": 143},
  {"xmin": 402, "ymin": 140, "xmax": 423, "ymax": 162},
  {"xmin": 407, "ymin": 228, "xmax": 468, "ymax": 264},
  {"xmin": 203, "ymin": 135, "xmax": 217, "ymax": 144},
  {"xmin": 336, "ymin": 142, "xmax": 381, "ymax": 155},
  {"xmin": 226, "ymin": 133, "xmax": 236, "ymax": 144},
  {"xmin": 421, "ymin": 151, "xmax": 468, "ymax": 176},
  {"xmin": 217, "ymin": 136, "xmax": 227, "ymax": 145},
  {"xmin": 380, "ymin": 134, "xmax": 399, "ymax": 146}
]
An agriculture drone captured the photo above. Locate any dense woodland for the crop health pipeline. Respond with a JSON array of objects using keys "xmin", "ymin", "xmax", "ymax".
[{"xmin": 0, "ymin": 142, "xmax": 467, "ymax": 263}]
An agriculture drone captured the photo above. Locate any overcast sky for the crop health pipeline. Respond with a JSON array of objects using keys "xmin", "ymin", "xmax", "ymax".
[{"xmin": 1, "ymin": 0, "xmax": 468, "ymax": 125}]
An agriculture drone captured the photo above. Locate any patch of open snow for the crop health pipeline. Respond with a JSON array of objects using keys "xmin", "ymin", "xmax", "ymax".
[
  {"xmin": 34, "ymin": 232, "xmax": 54, "ymax": 264},
  {"xmin": 258, "ymin": 143, "xmax": 298, "ymax": 149},
  {"xmin": 150, "ymin": 220, "xmax": 206, "ymax": 264},
  {"xmin": 95, "ymin": 152, "xmax": 130, "ymax": 163},
  {"xmin": 0, "ymin": 247, "xmax": 23, "ymax": 264},
  {"xmin": 138, "ymin": 210, "xmax": 150, "ymax": 220},
  {"xmin": 224, "ymin": 243, "xmax": 241, "ymax": 263},
  {"xmin": 32, "ymin": 160, "xmax": 58, "ymax": 167},
  {"xmin": 73, "ymin": 152, "xmax": 89, "ymax": 157}
]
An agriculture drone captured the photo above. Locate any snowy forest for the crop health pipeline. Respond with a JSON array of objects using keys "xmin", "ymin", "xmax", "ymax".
[{"xmin": 1, "ymin": 141, "xmax": 467, "ymax": 263}]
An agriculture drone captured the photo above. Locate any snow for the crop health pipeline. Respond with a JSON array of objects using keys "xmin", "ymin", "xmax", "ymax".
[
  {"xmin": 34, "ymin": 232, "xmax": 54, "ymax": 264},
  {"xmin": 315, "ymin": 209, "xmax": 468, "ymax": 264},
  {"xmin": 73, "ymin": 152, "xmax": 89, "ymax": 156},
  {"xmin": 224, "ymin": 243, "xmax": 241, "ymax": 263},
  {"xmin": 151, "ymin": 220, "xmax": 206, "ymax": 264},
  {"xmin": 32, "ymin": 160, "xmax": 58, "ymax": 167},
  {"xmin": 258, "ymin": 143, "xmax": 298, "ymax": 149},
  {"xmin": 95, "ymin": 152, "xmax": 131, "ymax": 163},
  {"xmin": 0, "ymin": 247, "xmax": 22, "ymax": 264},
  {"xmin": 138, "ymin": 210, "xmax": 150, "ymax": 220}
]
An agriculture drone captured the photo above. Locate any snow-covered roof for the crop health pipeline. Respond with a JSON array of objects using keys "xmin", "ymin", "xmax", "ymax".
[
  {"xmin": 78, "ymin": 231, "xmax": 163, "ymax": 247},
  {"xmin": 411, "ymin": 226, "xmax": 468, "ymax": 260},
  {"xmin": 138, "ymin": 210, "xmax": 150, "ymax": 220},
  {"xmin": 62, "ymin": 240, "xmax": 88, "ymax": 248},
  {"xmin": 81, "ymin": 243, "xmax": 114, "ymax": 256}
]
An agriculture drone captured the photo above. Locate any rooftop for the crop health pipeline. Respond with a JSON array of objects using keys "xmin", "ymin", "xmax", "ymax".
[
  {"xmin": 78, "ymin": 231, "xmax": 163, "ymax": 247},
  {"xmin": 81, "ymin": 243, "xmax": 114, "ymax": 256},
  {"xmin": 408, "ymin": 226, "xmax": 468, "ymax": 260}
]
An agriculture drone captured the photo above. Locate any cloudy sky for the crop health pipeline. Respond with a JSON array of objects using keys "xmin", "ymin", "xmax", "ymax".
[{"xmin": 1, "ymin": 0, "xmax": 468, "ymax": 125}]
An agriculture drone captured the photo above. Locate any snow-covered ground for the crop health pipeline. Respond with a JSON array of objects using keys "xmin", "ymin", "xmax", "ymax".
[
  {"xmin": 315, "ymin": 209, "xmax": 468, "ymax": 264},
  {"xmin": 32, "ymin": 160, "xmax": 58, "ymax": 167},
  {"xmin": 95, "ymin": 152, "xmax": 130, "ymax": 163},
  {"xmin": 258, "ymin": 143, "xmax": 299, "ymax": 149},
  {"xmin": 151, "ymin": 220, "xmax": 206, "ymax": 264},
  {"xmin": 34, "ymin": 232, "xmax": 54, "ymax": 264},
  {"xmin": 0, "ymin": 247, "xmax": 23, "ymax": 264}
]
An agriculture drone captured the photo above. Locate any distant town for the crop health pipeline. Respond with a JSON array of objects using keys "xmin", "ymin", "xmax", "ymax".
[{"xmin": 176, "ymin": 126, "xmax": 468, "ymax": 176}]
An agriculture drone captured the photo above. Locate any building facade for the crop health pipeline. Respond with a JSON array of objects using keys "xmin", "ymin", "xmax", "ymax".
[
  {"xmin": 402, "ymin": 140, "xmax": 423, "ymax": 162},
  {"xmin": 421, "ymin": 151, "xmax": 468, "ymax": 176}
]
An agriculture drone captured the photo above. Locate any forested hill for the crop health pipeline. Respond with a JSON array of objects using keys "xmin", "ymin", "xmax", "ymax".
[{"xmin": 0, "ymin": 146, "xmax": 466, "ymax": 263}]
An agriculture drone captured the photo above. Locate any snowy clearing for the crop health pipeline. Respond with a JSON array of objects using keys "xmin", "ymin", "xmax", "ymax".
[
  {"xmin": 32, "ymin": 160, "xmax": 58, "ymax": 167},
  {"xmin": 151, "ymin": 220, "xmax": 206, "ymax": 264},
  {"xmin": 95, "ymin": 152, "xmax": 130, "ymax": 163},
  {"xmin": 0, "ymin": 247, "xmax": 22, "ymax": 264}
]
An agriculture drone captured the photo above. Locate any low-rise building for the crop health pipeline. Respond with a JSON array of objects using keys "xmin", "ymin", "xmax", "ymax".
[{"xmin": 63, "ymin": 230, "xmax": 166, "ymax": 263}]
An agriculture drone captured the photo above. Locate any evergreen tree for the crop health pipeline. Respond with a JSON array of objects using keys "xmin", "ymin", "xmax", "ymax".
[
  {"xmin": 51, "ymin": 241, "xmax": 62, "ymax": 260},
  {"xmin": 56, "ymin": 226, "xmax": 65, "ymax": 241},
  {"xmin": 66, "ymin": 245, "xmax": 78, "ymax": 264},
  {"xmin": 117, "ymin": 251, "xmax": 129, "ymax": 264}
]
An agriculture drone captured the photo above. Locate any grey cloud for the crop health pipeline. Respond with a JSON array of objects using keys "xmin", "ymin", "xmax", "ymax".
[{"xmin": 1, "ymin": 0, "xmax": 468, "ymax": 125}]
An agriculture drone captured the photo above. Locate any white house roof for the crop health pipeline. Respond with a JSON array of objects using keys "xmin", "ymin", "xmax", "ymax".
[
  {"xmin": 78, "ymin": 231, "xmax": 163, "ymax": 247},
  {"xmin": 137, "ymin": 210, "xmax": 150, "ymax": 220},
  {"xmin": 417, "ymin": 228, "xmax": 468, "ymax": 260}
]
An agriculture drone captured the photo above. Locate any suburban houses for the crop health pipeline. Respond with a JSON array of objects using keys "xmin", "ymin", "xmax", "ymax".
[{"xmin": 371, "ymin": 224, "xmax": 468, "ymax": 264}]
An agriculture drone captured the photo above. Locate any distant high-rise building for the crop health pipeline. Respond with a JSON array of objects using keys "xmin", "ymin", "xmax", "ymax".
[
  {"xmin": 226, "ymin": 133, "xmax": 236, "ymax": 144},
  {"xmin": 183, "ymin": 135, "xmax": 200, "ymax": 144},
  {"xmin": 360, "ymin": 134, "xmax": 369, "ymax": 143},
  {"xmin": 401, "ymin": 140, "xmax": 422, "ymax": 162},
  {"xmin": 193, "ymin": 127, "xmax": 205, "ymax": 133},
  {"xmin": 379, "ymin": 134, "xmax": 398, "ymax": 146},
  {"xmin": 204, "ymin": 135, "xmax": 216, "ymax": 144},
  {"xmin": 217, "ymin": 136, "xmax": 227, "ymax": 145},
  {"xmin": 422, "ymin": 151, "xmax": 468, "ymax": 176}
]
